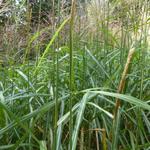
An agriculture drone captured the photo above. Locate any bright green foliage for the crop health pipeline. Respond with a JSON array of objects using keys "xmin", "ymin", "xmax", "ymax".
[{"xmin": 0, "ymin": 0, "xmax": 150, "ymax": 150}]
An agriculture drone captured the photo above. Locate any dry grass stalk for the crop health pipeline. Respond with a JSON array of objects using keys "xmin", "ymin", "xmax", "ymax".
[
  {"xmin": 114, "ymin": 48, "xmax": 135, "ymax": 117},
  {"xmin": 80, "ymin": 127, "xmax": 84, "ymax": 150},
  {"xmin": 89, "ymin": 128, "xmax": 107, "ymax": 150},
  {"xmin": 101, "ymin": 128, "xmax": 107, "ymax": 150}
]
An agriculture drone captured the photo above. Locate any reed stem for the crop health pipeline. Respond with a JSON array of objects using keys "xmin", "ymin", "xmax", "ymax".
[
  {"xmin": 114, "ymin": 48, "xmax": 135, "ymax": 118},
  {"xmin": 69, "ymin": 0, "xmax": 76, "ymax": 149}
]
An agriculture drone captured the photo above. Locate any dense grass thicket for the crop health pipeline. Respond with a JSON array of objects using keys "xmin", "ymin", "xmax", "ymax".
[{"xmin": 0, "ymin": 0, "xmax": 150, "ymax": 149}]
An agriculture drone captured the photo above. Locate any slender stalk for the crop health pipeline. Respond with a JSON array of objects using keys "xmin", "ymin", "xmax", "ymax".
[
  {"xmin": 80, "ymin": 127, "xmax": 84, "ymax": 150},
  {"xmin": 136, "ymin": 0, "xmax": 148, "ymax": 146},
  {"xmin": 35, "ymin": 0, "xmax": 41, "ymax": 63},
  {"xmin": 52, "ymin": 0, "xmax": 57, "ymax": 149},
  {"xmin": 114, "ymin": 48, "xmax": 135, "ymax": 117},
  {"xmin": 101, "ymin": 128, "xmax": 107, "ymax": 150},
  {"xmin": 95, "ymin": 130, "xmax": 99, "ymax": 150},
  {"xmin": 54, "ymin": 0, "xmax": 61, "ymax": 149},
  {"xmin": 69, "ymin": 0, "xmax": 76, "ymax": 149},
  {"xmin": 26, "ymin": 1, "xmax": 32, "ymax": 149},
  {"xmin": 53, "ymin": 51, "xmax": 59, "ymax": 150}
]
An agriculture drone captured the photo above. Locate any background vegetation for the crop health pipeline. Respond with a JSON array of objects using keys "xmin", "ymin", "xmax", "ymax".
[{"xmin": 0, "ymin": 0, "xmax": 150, "ymax": 149}]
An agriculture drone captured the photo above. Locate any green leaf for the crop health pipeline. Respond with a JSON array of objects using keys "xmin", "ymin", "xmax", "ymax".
[
  {"xmin": 83, "ymin": 90, "xmax": 150, "ymax": 111},
  {"xmin": 40, "ymin": 141, "xmax": 47, "ymax": 150}
]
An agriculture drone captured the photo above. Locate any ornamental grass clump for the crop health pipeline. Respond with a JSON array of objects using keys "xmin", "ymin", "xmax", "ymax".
[{"xmin": 0, "ymin": 0, "xmax": 149, "ymax": 149}]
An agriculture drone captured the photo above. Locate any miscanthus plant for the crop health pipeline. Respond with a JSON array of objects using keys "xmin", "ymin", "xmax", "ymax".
[{"xmin": 0, "ymin": 0, "xmax": 150, "ymax": 149}]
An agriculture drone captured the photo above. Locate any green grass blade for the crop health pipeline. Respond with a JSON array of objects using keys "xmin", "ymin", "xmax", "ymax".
[
  {"xmin": 82, "ymin": 90, "xmax": 150, "ymax": 111},
  {"xmin": 87, "ymin": 102, "xmax": 114, "ymax": 119},
  {"xmin": 72, "ymin": 93, "xmax": 89, "ymax": 150}
]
